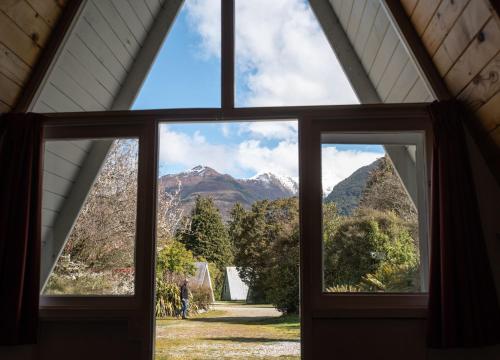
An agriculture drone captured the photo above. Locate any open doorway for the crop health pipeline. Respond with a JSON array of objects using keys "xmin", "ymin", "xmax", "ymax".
[{"xmin": 154, "ymin": 120, "xmax": 301, "ymax": 359}]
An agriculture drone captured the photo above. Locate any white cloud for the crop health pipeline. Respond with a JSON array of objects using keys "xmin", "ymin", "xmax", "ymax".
[
  {"xmin": 321, "ymin": 147, "xmax": 382, "ymax": 194},
  {"xmin": 237, "ymin": 139, "xmax": 299, "ymax": 181},
  {"xmin": 159, "ymin": 125, "xmax": 240, "ymax": 175},
  {"xmin": 184, "ymin": 0, "xmax": 358, "ymax": 106},
  {"xmin": 220, "ymin": 124, "xmax": 231, "ymax": 137},
  {"xmin": 159, "ymin": 124, "xmax": 299, "ymax": 179},
  {"xmin": 238, "ymin": 121, "xmax": 297, "ymax": 141},
  {"xmin": 184, "ymin": 0, "xmax": 221, "ymax": 59}
]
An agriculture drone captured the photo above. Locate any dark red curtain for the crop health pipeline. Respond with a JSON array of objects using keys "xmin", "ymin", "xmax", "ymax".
[
  {"xmin": 427, "ymin": 100, "xmax": 500, "ymax": 348},
  {"xmin": 0, "ymin": 113, "xmax": 44, "ymax": 345}
]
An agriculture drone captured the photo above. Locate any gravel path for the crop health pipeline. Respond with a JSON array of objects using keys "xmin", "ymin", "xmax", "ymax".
[{"xmin": 155, "ymin": 302, "xmax": 300, "ymax": 360}]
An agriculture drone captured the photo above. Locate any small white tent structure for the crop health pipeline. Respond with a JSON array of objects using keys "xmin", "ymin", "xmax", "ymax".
[
  {"xmin": 189, "ymin": 262, "xmax": 215, "ymax": 303},
  {"xmin": 222, "ymin": 266, "xmax": 249, "ymax": 301}
]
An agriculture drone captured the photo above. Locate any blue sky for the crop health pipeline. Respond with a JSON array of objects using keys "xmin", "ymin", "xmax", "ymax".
[{"xmin": 132, "ymin": 0, "xmax": 384, "ymax": 191}]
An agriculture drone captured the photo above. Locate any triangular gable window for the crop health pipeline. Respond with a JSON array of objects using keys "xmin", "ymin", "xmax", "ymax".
[
  {"xmin": 133, "ymin": 0, "xmax": 221, "ymax": 109},
  {"xmin": 134, "ymin": 0, "xmax": 360, "ymax": 110},
  {"xmin": 235, "ymin": 0, "xmax": 359, "ymax": 107}
]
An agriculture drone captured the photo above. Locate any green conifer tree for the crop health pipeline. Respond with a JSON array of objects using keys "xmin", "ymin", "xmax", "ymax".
[
  {"xmin": 178, "ymin": 196, "xmax": 232, "ymax": 270},
  {"xmin": 228, "ymin": 203, "xmax": 246, "ymax": 251}
]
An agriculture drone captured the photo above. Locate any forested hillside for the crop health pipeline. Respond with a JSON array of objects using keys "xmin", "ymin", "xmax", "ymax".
[{"xmin": 324, "ymin": 158, "xmax": 381, "ymax": 215}]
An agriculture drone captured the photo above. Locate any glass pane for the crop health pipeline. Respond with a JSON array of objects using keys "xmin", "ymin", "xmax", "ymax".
[
  {"xmin": 321, "ymin": 136, "xmax": 426, "ymax": 293},
  {"xmin": 132, "ymin": 0, "xmax": 221, "ymax": 110},
  {"xmin": 235, "ymin": 0, "xmax": 359, "ymax": 107},
  {"xmin": 41, "ymin": 139, "xmax": 138, "ymax": 295}
]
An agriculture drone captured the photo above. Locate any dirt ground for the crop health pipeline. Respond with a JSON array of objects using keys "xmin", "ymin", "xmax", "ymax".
[{"xmin": 155, "ymin": 302, "xmax": 300, "ymax": 360}]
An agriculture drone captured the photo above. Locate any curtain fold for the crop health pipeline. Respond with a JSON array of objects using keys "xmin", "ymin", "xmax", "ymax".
[
  {"xmin": 427, "ymin": 100, "xmax": 500, "ymax": 348},
  {"xmin": 0, "ymin": 113, "xmax": 44, "ymax": 345}
]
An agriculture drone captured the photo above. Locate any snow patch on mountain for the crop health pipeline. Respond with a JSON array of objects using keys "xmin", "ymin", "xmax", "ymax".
[
  {"xmin": 180, "ymin": 165, "xmax": 212, "ymax": 177},
  {"xmin": 250, "ymin": 172, "xmax": 298, "ymax": 195}
]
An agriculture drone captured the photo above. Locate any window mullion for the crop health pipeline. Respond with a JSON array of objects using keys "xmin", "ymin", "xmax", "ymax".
[{"xmin": 221, "ymin": 0, "xmax": 235, "ymax": 110}]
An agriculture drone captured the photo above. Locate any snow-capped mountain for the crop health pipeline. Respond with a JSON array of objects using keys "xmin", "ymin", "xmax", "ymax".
[
  {"xmin": 250, "ymin": 172, "xmax": 299, "ymax": 194},
  {"xmin": 158, "ymin": 166, "xmax": 298, "ymax": 220}
]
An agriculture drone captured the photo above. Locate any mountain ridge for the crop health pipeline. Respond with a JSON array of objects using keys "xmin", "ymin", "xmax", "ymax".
[
  {"xmin": 158, "ymin": 166, "xmax": 298, "ymax": 220},
  {"xmin": 324, "ymin": 158, "xmax": 383, "ymax": 215}
]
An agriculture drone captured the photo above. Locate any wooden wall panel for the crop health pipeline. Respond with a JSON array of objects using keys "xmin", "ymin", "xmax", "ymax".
[
  {"xmin": 404, "ymin": 0, "xmax": 500, "ymax": 145},
  {"xmin": 31, "ymin": 0, "xmax": 159, "ymax": 114},
  {"xmin": 401, "ymin": 0, "xmax": 418, "ymax": 16},
  {"xmin": 410, "ymin": 0, "xmax": 442, "ymax": 35},
  {"xmin": 56, "ymin": 52, "xmax": 114, "ymax": 109},
  {"xmin": 476, "ymin": 91, "xmax": 500, "ymax": 132},
  {"xmin": 0, "ymin": 0, "xmax": 65, "ymax": 112},
  {"xmin": 369, "ymin": 26, "xmax": 399, "ymax": 86},
  {"xmin": 405, "ymin": 78, "xmax": 430, "ymax": 102},
  {"xmin": 128, "ymin": 0, "xmax": 154, "ymax": 30},
  {"xmin": 49, "ymin": 67, "xmax": 106, "ymax": 111},
  {"xmin": 0, "ymin": 10, "xmax": 41, "ymax": 66},
  {"xmin": 145, "ymin": 0, "xmax": 161, "ymax": 16},
  {"xmin": 421, "ymin": 0, "xmax": 469, "ymax": 56},
  {"xmin": 42, "ymin": 192, "xmax": 66, "ymax": 213},
  {"xmin": 458, "ymin": 52, "xmax": 500, "ymax": 111},
  {"xmin": 444, "ymin": 17, "xmax": 500, "ymax": 95},
  {"xmin": 63, "ymin": 36, "xmax": 121, "ymax": 96},
  {"xmin": 353, "ymin": 0, "xmax": 379, "ymax": 56},
  {"xmin": 432, "ymin": 0, "xmax": 491, "ymax": 76},
  {"xmin": 339, "ymin": 0, "xmax": 355, "ymax": 29},
  {"xmin": 45, "ymin": 140, "xmax": 90, "ymax": 165},
  {"xmin": 83, "ymin": 2, "xmax": 134, "ymax": 70},
  {"xmin": 93, "ymin": 0, "xmax": 140, "ymax": 56},
  {"xmin": 328, "ymin": 0, "xmax": 432, "ymax": 104},
  {"xmin": 0, "ymin": 1, "xmax": 52, "ymax": 48},
  {"xmin": 0, "ymin": 70, "xmax": 22, "ymax": 105},
  {"xmin": 0, "ymin": 99, "xmax": 12, "ymax": 113},
  {"xmin": 74, "ymin": 19, "xmax": 127, "ymax": 81},
  {"xmin": 110, "ymin": 0, "xmax": 147, "ymax": 43},
  {"xmin": 347, "ymin": 0, "xmax": 366, "ymax": 39},
  {"xmin": 42, "ymin": 171, "xmax": 74, "ymax": 196},
  {"xmin": 361, "ymin": 5, "xmax": 390, "ymax": 71},
  {"xmin": 0, "ymin": 42, "xmax": 31, "ymax": 86},
  {"xmin": 376, "ymin": 43, "xmax": 410, "ymax": 100},
  {"xmin": 492, "ymin": 128, "xmax": 500, "ymax": 147},
  {"xmin": 386, "ymin": 60, "xmax": 419, "ymax": 102},
  {"xmin": 26, "ymin": 0, "xmax": 63, "ymax": 27}
]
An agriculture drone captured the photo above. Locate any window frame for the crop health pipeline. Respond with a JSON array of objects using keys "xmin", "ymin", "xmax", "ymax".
[
  {"xmin": 299, "ymin": 109, "xmax": 432, "ymax": 321},
  {"xmin": 320, "ymin": 131, "xmax": 429, "ymax": 293},
  {"xmin": 38, "ymin": 104, "xmax": 432, "ymax": 360},
  {"xmin": 40, "ymin": 120, "xmax": 158, "ymax": 319}
]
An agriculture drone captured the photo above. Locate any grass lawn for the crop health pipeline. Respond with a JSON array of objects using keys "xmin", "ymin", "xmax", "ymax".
[{"xmin": 155, "ymin": 302, "xmax": 300, "ymax": 359}]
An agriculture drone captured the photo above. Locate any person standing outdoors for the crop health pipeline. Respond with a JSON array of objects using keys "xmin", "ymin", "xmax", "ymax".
[{"xmin": 180, "ymin": 279, "xmax": 190, "ymax": 319}]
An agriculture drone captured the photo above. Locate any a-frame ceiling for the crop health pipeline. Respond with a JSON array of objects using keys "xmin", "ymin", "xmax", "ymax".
[
  {"xmin": 2, "ymin": 0, "xmax": 499, "ymax": 146},
  {"xmin": 1, "ymin": 0, "xmax": 499, "ymax": 285}
]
